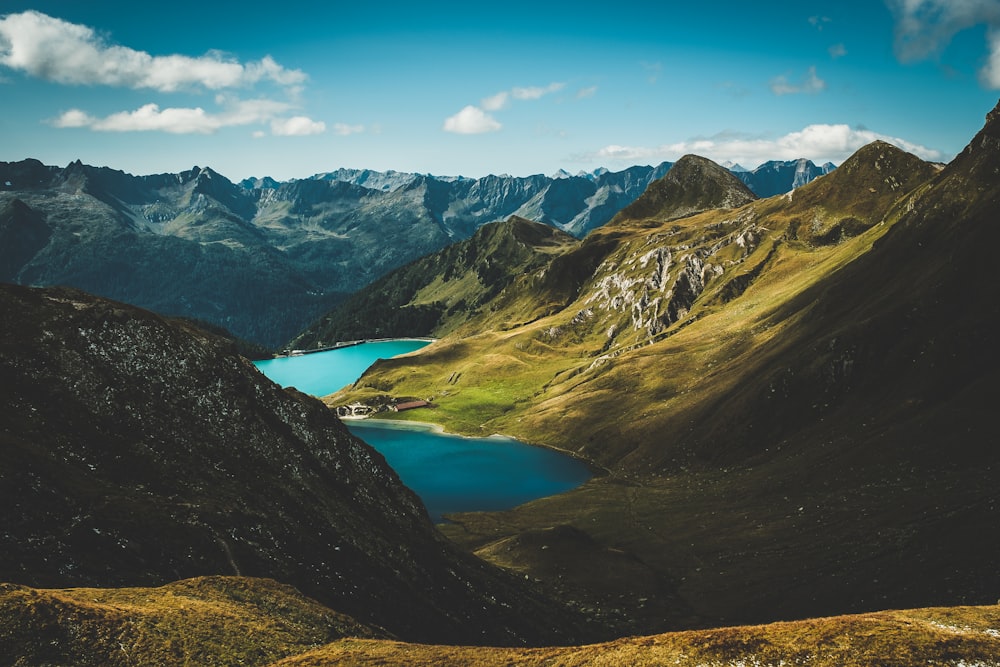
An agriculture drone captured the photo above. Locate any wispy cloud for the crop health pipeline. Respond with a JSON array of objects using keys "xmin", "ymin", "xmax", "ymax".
[
  {"xmin": 770, "ymin": 66, "xmax": 827, "ymax": 95},
  {"xmin": 886, "ymin": 0, "xmax": 1000, "ymax": 87},
  {"xmin": 511, "ymin": 82, "xmax": 565, "ymax": 100},
  {"xmin": 0, "ymin": 10, "xmax": 305, "ymax": 92},
  {"xmin": 809, "ymin": 15, "xmax": 833, "ymax": 30},
  {"xmin": 51, "ymin": 98, "xmax": 325, "ymax": 136},
  {"xmin": 444, "ymin": 81, "xmax": 565, "ymax": 134},
  {"xmin": 581, "ymin": 123, "xmax": 942, "ymax": 168},
  {"xmin": 576, "ymin": 85, "xmax": 598, "ymax": 99},
  {"xmin": 332, "ymin": 122, "xmax": 365, "ymax": 136},
  {"xmin": 829, "ymin": 43, "xmax": 848, "ymax": 58},
  {"xmin": 641, "ymin": 61, "xmax": 662, "ymax": 84},
  {"xmin": 480, "ymin": 91, "xmax": 510, "ymax": 111}
]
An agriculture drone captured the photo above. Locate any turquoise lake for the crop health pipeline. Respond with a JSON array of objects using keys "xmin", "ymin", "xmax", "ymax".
[
  {"xmin": 253, "ymin": 339, "xmax": 432, "ymax": 396},
  {"xmin": 254, "ymin": 341, "xmax": 593, "ymax": 521}
]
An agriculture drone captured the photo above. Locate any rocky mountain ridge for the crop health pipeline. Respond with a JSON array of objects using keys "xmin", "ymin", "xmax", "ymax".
[
  {"xmin": 0, "ymin": 155, "xmax": 834, "ymax": 347},
  {"xmin": 289, "ymin": 216, "xmax": 580, "ymax": 348},
  {"xmin": 291, "ymin": 156, "xmax": 761, "ymax": 348}
]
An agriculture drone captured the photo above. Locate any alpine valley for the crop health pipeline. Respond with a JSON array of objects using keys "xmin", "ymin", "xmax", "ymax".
[{"xmin": 1, "ymin": 100, "xmax": 998, "ymax": 667}]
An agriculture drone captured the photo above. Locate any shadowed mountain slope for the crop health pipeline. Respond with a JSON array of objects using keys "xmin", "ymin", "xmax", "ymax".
[
  {"xmin": 289, "ymin": 216, "xmax": 579, "ymax": 348},
  {"xmin": 0, "ymin": 283, "xmax": 593, "ymax": 646}
]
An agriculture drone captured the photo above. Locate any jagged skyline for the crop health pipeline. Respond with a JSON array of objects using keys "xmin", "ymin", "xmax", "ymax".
[{"xmin": 1, "ymin": 1, "xmax": 998, "ymax": 180}]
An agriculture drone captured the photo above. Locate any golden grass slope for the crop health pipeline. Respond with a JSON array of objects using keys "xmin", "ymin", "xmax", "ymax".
[
  {"xmin": 329, "ymin": 141, "xmax": 939, "ymax": 466},
  {"xmin": 3, "ymin": 576, "xmax": 996, "ymax": 666},
  {"xmin": 275, "ymin": 604, "xmax": 1000, "ymax": 667},
  {"xmin": 0, "ymin": 576, "xmax": 384, "ymax": 667}
]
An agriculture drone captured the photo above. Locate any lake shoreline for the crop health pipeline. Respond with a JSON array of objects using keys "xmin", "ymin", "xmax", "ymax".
[
  {"xmin": 256, "ymin": 342, "xmax": 600, "ymax": 519},
  {"xmin": 279, "ymin": 337, "xmax": 437, "ymax": 358},
  {"xmin": 349, "ymin": 417, "xmax": 611, "ymax": 477}
]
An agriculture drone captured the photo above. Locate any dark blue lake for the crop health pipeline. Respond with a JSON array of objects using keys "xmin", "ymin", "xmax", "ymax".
[{"xmin": 254, "ymin": 341, "xmax": 593, "ymax": 521}]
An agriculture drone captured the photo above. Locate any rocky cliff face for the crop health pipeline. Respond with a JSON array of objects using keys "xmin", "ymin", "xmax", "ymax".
[
  {"xmin": 736, "ymin": 158, "xmax": 836, "ymax": 197},
  {"xmin": 0, "ymin": 283, "xmax": 589, "ymax": 645}
]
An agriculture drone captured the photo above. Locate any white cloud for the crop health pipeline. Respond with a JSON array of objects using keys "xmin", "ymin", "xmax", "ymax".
[
  {"xmin": 442, "ymin": 105, "xmax": 502, "ymax": 134},
  {"xmin": 829, "ymin": 43, "xmax": 848, "ymax": 58},
  {"xmin": 445, "ymin": 82, "xmax": 564, "ymax": 135},
  {"xmin": 0, "ymin": 10, "xmax": 306, "ymax": 92},
  {"xmin": 576, "ymin": 85, "xmax": 598, "ymax": 99},
  {"xmin": 271, "ymin": 116, "xmax": 326, "ymax": 136},
  {"xmin": 886, "ymin": 0, "xmax": 1000, "ymax": 87},
  {"xmin": 60, "ymin": 104, "xmax": 220, "ymax": 134},
  {"xmin": 51, "ymin": 108, "xmax": 94, "ymax": 128},
  {"xmin": 481, "ymin": 91, "xmax": 510, "ymax": 111},
  {"xmin": 332, "ymin": 122, "xmax": 365, "ymax": 136},
  {"xmin": 511, "ymin": 82, "xmax": 565, "ymax": 100},
  {"xmin": 583, "ymin": 123, "xmax": 943, "ymax": 168},
  {"xmin": 50, "ymin": 97, "xmax": 324, "ymax": 136},
  {"xmin": 986, "ymin": 29, "xmax": 1000, "ymax": 86},
  {"xmin": 770, "ymin": 66, "xmax": 827, "ymax": 95}
]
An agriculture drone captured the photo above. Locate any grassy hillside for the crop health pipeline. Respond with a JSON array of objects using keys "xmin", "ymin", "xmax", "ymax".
[
  {"xmin": 328, "ymin": 103, "xmax": 1000, "ymax": 630},
  {"xmin": 0, "ymin": 577, "xmax": 382, "ymax": 666},
  {"xmin": 288, "ymin": 216, "xmax": 579, "ymax": 348},
  {"xmin": 3, "ymin": 578, "xmax": 996, "ymax": 666},
  {"xmin": 275, "ymin": 603, "xmax": 1000, "ymax": 667}
]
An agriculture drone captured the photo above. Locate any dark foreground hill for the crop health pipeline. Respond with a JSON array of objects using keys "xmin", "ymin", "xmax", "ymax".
[
  {"xmin": 0, "ymin": 283, "xmax": 593, "ymax": 646},
  {"xmin": 329, "ymin": 102, "xmax": 1000, "ymax": 631}
]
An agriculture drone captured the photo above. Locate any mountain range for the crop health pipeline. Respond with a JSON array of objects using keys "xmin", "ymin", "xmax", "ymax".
[{"xmin": 0, "ymin": 157, "xmax": 831, "ymax": 348}]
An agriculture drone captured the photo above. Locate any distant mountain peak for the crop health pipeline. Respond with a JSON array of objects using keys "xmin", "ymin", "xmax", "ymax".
[{"xmin": 613, "ymin": 154, "xmax": 758, "ymax": 224}]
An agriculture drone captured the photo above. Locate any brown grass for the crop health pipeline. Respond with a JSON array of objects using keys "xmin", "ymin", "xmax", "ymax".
[
  {"xmin": 0, "ymin": 576, "xmax": 382, "ymax": 667},
  {"xmin": 273, "ymin": 604, "xmax": 1000, "ymax": 666}
]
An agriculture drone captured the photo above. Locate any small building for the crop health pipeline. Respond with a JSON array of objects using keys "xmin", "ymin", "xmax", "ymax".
[
  {"xmin": 392, "ymin": 400, "xmax": 429, "ymax": 412},
  {"xmin": 336, "ymin": 402, "xmax": 373, "ymax": 418}
]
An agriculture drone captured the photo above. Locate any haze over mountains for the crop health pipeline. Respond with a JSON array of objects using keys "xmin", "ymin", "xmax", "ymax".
[{"xmin": 0, "ymin": 157, "xmax": 832, "ymax": 348}]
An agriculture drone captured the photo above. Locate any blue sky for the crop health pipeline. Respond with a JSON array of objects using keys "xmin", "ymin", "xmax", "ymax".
[{"xmin": 2, "ymin": 1, "xmax": 999, "ymax": 181}]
